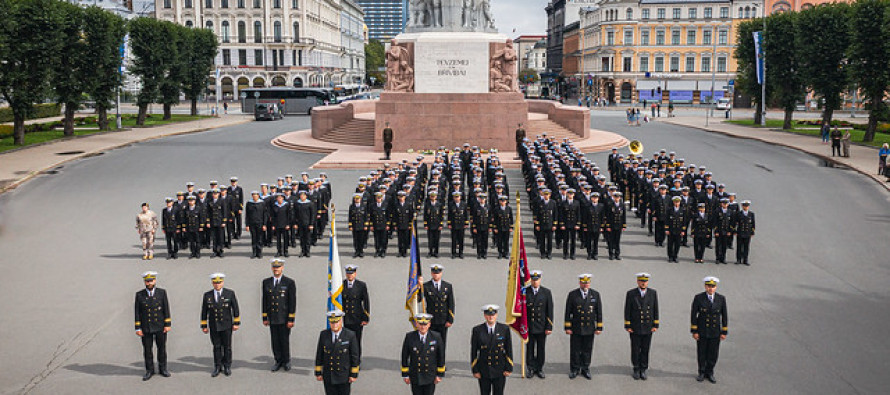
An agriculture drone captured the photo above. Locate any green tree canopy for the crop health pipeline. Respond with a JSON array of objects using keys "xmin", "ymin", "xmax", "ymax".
[
  {"xmin": 734, "ymin": 19, "xmax": 765, "ymax": 125},
  {"xmin": 848, "ymin": 0, "xmax": 890, "ymax": 141},
  {"xmin": 765, "ymin": 11, "xmax": 805, "ymax": 130},
  {"xmin": 181, "ymin": 27, "xmax": 219, "ymax": 116},
  {"xmin": 82, "ymin": 5, "xmax": 127, "ymax": 130}
]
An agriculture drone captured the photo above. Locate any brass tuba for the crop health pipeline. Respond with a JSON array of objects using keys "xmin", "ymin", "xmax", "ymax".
[{"xmin": 629, "ymin": 140, "xmax": 644, "ymax": 156}]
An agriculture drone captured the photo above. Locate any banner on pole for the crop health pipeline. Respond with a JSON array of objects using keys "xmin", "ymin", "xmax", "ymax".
[{"xmin": 753, "ymin": 31, "xmax": 764, "ymax": 85}]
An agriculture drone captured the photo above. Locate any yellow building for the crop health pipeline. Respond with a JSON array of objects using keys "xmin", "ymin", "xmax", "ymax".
[{"xmin": 580, "ymin": 0, "xmax": 758, "ymax": 105}]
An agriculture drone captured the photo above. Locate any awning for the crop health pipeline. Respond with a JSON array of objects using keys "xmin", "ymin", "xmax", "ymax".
[
  {"xmin": 636, "ymin": 80, "xmax": 662, "ymax": 90},
  {"xmin": 664, "ymin": 80, "xmax": 696, "ymax": 90},
  {"xmin": 698, "ymin": 80, "xmax": 730, "ymax": 91}
]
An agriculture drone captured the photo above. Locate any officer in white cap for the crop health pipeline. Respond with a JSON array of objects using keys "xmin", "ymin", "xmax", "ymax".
[
  {"xmin": 525, "ymin": 270, "xmax": 553, "ymax": 379},
  {"xmin": 624, "ymin": 272, "xmax": 659, "ymax": 380},
  {"xmin": 227, "ymin": 177, "xmax": 244, "ymax": 239},
  {"xmin": 262, "ymin": 259, "xmax": 296, "ymax": 372},
  {"xmin": 342, "ymin": 264, "xmax": 371, "ymax": 351},
  {"xmin": 421, "ymin": 264, "xmax": 455, "ymax": 347},
  {"xmin": 315, "ymin": 310, "xmax": 361, "ymax": 393},
  {"xmin": 134, "ymin": 271, "xmax": 171, "ymax": 380},
  {"xmin": 470, "ymin": 305, "xmax": 513, "ymax": 395},
  {"xmin": 734, "ymin": 200, "xmax": 755, "ymax": 265},
  {"xmin": 400, "ymin": 313, "xmax": 445, "ymax": 393},
  {"xmin": 691, "ymin": 276, "xmax": 727, "ymax": 383},
  {"xmin": 201, "ymin": 273, "xmax": 240, "ymax": 377},
  {"xmin": 245, "ymin": 190, "xmax": 268, "ymax": 258},
  {"xmin": 564, "ymin": 273, "xmax": 602, "ymax": 379}
]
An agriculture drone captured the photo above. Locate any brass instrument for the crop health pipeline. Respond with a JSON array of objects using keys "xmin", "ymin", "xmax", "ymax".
[{"xmin": 629, "ymin": 140, "xmax": 644, "ymax": 155}]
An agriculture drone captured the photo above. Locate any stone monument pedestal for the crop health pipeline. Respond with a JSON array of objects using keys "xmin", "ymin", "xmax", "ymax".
[{"xmin": 375, "ymin": 92, "xmax": 527, "ymax": 152}]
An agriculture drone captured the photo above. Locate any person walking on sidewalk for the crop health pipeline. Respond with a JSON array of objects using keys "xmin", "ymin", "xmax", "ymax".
[
  {"xmin": 820, "ymin": 122, "xmax": 830, "ymax": 144},
  {"xmin": 137, "ymin": 203, "xmax": 159, "ymax": 260},
  {"xmin": 830, "ymin": 127, "xmax": 842, "ymax": 157},
  {"xmin": 841, "ymin": 129, "xmax": 852, "ymax": 158},
  {"xmin": 879, "ymin": 143, "xmax": 890, "ymax": 175}
]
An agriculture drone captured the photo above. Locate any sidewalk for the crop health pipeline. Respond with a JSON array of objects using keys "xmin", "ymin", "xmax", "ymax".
[
  {"xmin": 0, "ymin": 114, "xmax": 251, "ymax": 194},
  {"xmin": 660, "ymin": 116, "xmax": 889, "ymax": 191}
]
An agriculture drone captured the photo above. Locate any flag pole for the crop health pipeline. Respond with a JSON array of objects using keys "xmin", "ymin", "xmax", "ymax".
[{"xmin": 414, "ymin": 224, "xmax": 426, "ymax": 315}]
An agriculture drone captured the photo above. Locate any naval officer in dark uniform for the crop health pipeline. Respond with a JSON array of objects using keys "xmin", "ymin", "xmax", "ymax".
[
  {"xmin": 691, "ymin": 276, "xmax": 728, "ymax": 383},
  {"xmin": 342, "ymin": 264, "xmax": 371, "ymax": 351},
  {"xmin": 525, "ymin": 270, "xmax": 553, "ymax": 379},
  {"xmin": 315, "ymin": 310, "xmax": 361, "ymax": 395},
  {"xmin": 201, "ymin": 273, "xmax": 240, "ymax": 377},
  {"xmin": 624, "ymin": 272, "xmax": 659, "ymax": 380},
  {"xmin": 564, "ymin": 273, "xmax": 602, "ymax": 380},
  {"xmin": 421, "ymin": 264, "xmax": 455, "ymax": 347},
  {"xmin": 134, "ymin": 271, "xmax": 171, "ymax": 381},
  {"xmin": 401, "ymin": 313, "xmax": 446, "ymax": 395},
  {"xmin": 262, "ymin": 258, "xmax": 296, "ymax": 371},
  {"xmin": 470, "ymin": 305, "xmax": 513, "ymax": 395},
  {"xmin": 383, "ymin": 122, "xmax": 394, "ymax": 160}
]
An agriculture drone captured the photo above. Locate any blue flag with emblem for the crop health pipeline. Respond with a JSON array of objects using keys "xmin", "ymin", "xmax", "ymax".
[
  {"xmin": 327, "ymin": 206, "xmax": 343, "ymax": 327},
  {"xmin": 405, "ymin": 227, "xmax": 422, "ymax": 325}
]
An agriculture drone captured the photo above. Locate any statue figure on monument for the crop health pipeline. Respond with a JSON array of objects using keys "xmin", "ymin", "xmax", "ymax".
[
  {"xmin": 489, "ymin": 59, "xmax": 513, "ymax": 92},
  {"xmin": 479, "ymin": 0, "xmax": 495, "ymax": 29},
  {"xmin": 462, "ymin": 0, "xmax": 476, "ymax": 28},
  {"xmin": 411, "ymin": 0, "xmax": 429, "ymax": 27},
  {"xmin": 430, "ymin": 0, "xmax": 443, "ymax": 27},
  {"xmin": 490, "ymin": 39, "xmax": 518, "ymax": 92},
  {"xmin": 385, "ymin": 40, "xmax": 414, "ymax": 92}
]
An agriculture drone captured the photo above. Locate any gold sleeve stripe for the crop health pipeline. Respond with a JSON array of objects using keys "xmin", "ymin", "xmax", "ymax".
[
  {"xmin": 437, "ymin": 366, "xmax": 446, "ymax": 373},
  {"xmin": 654, "ymin": 320, "xmax": 660, "ymax": 324},
  {"xmin": 547, "ymin": 318, "xmax": 553, "ymax": 325},
  {"xmin": 722, "ymin": 327, "xmax": 728, "ymax": 331},
  {"xmin": 564, "ymin": 322, "xmax": 572, "ymax": 327},
  {"xmin": 351, "ymin": 366, "xmax": 360, "ymax": 373},
  {"xmin": 506, "ymin": 357, "xmax": 513, "ymax": 366},
  {"xmin": 201, "ymin": 320, "xmax": 208, "ymax": 324},
  {"xmin": 401, "ymin": 367, "xmax": 409, "ymax": 373},
  {"xmin": 624, "ymin": 321, "xmax": 631, "ymax": 325},
  {"xmin": 135, "ymin": 321, "xmax": 141, "ymax": 325},
  {"xmin": 471, "ymin": 358, "xmax": 478, "ymax": 367},
  {"xmin": 164, "ymin": 318, "xmax": 172, "ymax": 322},
  {"xmin": 315, "ymin": 366, "xmax": 322, "ymax": 372},
  {"xmin": 262, "ymin": 313, "xmax": 268, "ymax": 317},
  {"xmin": 449, "ymin": 310, "xmax": 455, "ymax": 318},
  {"xmin": 288, "ymin": 314, "xmax": 295, "ymax": 318},
  {"xmin": 690, "ymin": 325, "xmax": 698, "ymax": 329},
  {"xmin": 596, "ymin": 323, "xmax": 603, "ymax": 327}
]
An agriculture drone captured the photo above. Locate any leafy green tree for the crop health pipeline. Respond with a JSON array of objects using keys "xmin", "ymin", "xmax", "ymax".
[
  {"xmin": 130, "ymin": 18, "xmax": 166, "ymax": 125},
  {"xmin": 53, "ymin": 1, "xmax": 86, "ymax": 136},
  {"xmin": 795, "ymin": 3, "xmax": 851, "ymax": 126},
  {"xmin": 181, "ymin": 27, "xmax": 218, "ymax": 116},
  {"xmin": 82, "ymin": 6, "xmax": 127, "ymax": 130},
  {"xmin": 519, "ymin": 68, "xmax": 539, "ymax": 84},
  {"xmin": 734, "ymin": 20, "xmax": 765, "ymax": 125},
  {"xmin": 0, "ymin": 0, "xmax": 65, "ymax": 145},
  {"xmin": 765, "ymin": 12, "xmax": 805, "ymax": 130},
  {"xmin": 848, "ymin": 0, "xmax": 890, "ymax": 141},
  {"xmin": 158, "ymin": 22, "xmax": 185, "ymax": 120},
  {"xmin": 365, "ymin": 39, "xmax": 385, "ymax": 85}
]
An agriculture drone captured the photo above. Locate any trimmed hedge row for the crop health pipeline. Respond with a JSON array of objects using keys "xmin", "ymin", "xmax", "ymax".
[{"xmin": 0, "ymin": 103, "xmax": 62, "ymax": 123}]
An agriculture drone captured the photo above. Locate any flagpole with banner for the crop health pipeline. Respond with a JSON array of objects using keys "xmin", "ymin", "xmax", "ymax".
[
  {"xmin": 405, "ymin": 225, "xmax": 424, "ymax": 328},
  {"xmin": 327, "ymin": 204, "xmax": 343, "ymax": 328},
  {"xmin": 505, "ymin": 192, "xmax": 531, "ymax": 377}
]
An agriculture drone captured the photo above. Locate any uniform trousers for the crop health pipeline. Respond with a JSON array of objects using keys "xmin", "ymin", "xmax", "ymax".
[
  {"xmin": 696, "ymin": 337, "xmax": 721, "ymax": 376},
  {"xmin": 586, "ymin": 230, "xmax": 600, "ymax": 258},
  {"xmin": 715, "ymin": 234, "xmax": 731, "ymax": 261},
  {"xmin": 653, "ymin": 220, "xmax": 665, "ymax": 244},
  {"xmin": 233, "ymin": 211, "xmax": 243, "ymax": 238},
  {"xmin": 209, "ymin": 329, "xmax": 233, "ymax": 368},
  {"xmin": 430, "ymin": 324, "xmax": 448, "ymax": 346},
  {"xmin": 410, "ymin": 382, "xmax": 436, "ymax": 395},
  {"xmin": 140, "ymin": 231, "xmax": 155, "ymax": 255},
  {"xmin": 694, "ymin": 235, "xmax": 709, "ymax": 260},
  {"xmin": 345, "ymin": 324, "xmax": 364, "ymax": 354},
  {"xmin": 164, "ymin": 231, "xmax": 178, "ymax": 257},
  {"xmin": 474, "ymin": 230, "xmax": 488, "ymax": 257},
  {"xmin": 297, "ymin": 225, "xmax": 312, "ymax": 256},
  {"xmin": 323, "ymin": 381, "xmax": 351, "ymax": 395},
  {"xmin": 187, "ymin": 231, "xmax": 201, "ymax": 256},
  {"xmin": 450, "ymin": 229, "xmax": 464, "ymax": 256},
  {"xmin": 248, "ymin": 224, "xmax": 263, "ymax": 256},
  {"xmin": 569, "ymin": 334, "xmax": 595, "ymax": 371},
  {"xmin": 667, "ymin": 233, "xmax": 682, "ymax": 260},
  {"xmin": 225, "ymin": 220, "xmax": 234, "ymax": 247},
  {"xmin": 210, "ymin": 226, "xmax": 225, "ymax": 253},
  {"xmin": 398, "ymin": 228, "xmax": 411, "ymax": 255},
  {"xmin": 539, "ymin": 229, "xmax": 553, "ymax": 257},
  {"xmin": 269, "ymin": 324, "xmax": 291, "ymax": 365},
  {"xmin": 563, "ymin": 228, "xmax": 577, "ymax": 257},
  {"xmin": 629, "ymin": 333, "xmax": 652, "ymax": 370},
  {"xmin": 427, "ymin": 229, "xmax": 442, "ymax": 256},
  {"xmin": 352, "ymin": 230, "xmax": 367, "ymax": 255},
  {"xmin": 275, "ymin": 228, "xmax": 289, "ymax": 255},
  {"xmin": 736, "ymin": 235, "xmax": 751, "ymax": 263},
  {"xmin": 606, "ymin": 229, "xmax": 623, "ymax": 257},
  {"xmin": 373, "ymin": 229, "xmax": 388, "ymax": 254},
  {"xmin": 141, "ymin": 331, "xmax": 167, "ymax": 371},
  {"xmin": 526, "ymin": 332, "xmax": 547, "ymax": 373},
  {"xmin": 477, "ymin": 376, "xmax": 506, "ymax": 395},
  {"xmin": 495, "ymin": 230, "xmax": 510, "ymax": 256}
]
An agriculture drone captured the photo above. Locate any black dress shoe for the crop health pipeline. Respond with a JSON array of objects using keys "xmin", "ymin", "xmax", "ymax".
[
  {"xmin": 592, "ymin": 256, "xmax": 598, "ymax": 260},
  {"xmin": 615, "ymin": 256, "xmax": 622, "ymax": 260},
  {"xmin": 639, "ymin": 370, "xmax": 647, "ymax": 380},
  {"xmin": 632, "ymin": 370, "xmax": 640, "ymax": 380},
  {"xmin": 159, "ymin": 369, "xmax": 171, "ymax": 377},
  {"xmin": 706, "ymin": 374, "xmax": 716, "ymax": 383},
  {"xmin": 536, "ymin": 370, "xmax": 545, "ymax": 379},
  {"xmin": 696, "ymin": 373, "xmax": 705, "ymax": 382},
  {"xmin": 223, "ymin": 366, "xmax": 232, "ymax": 376},
  {"xmin": 283, "ymin": 362, "xmax": 291, "ymax": 371},
  {"xmin": 569, "ymin": 370, "xmax": 578, "ymax": 379},
  {"xmin": 271, "ymin": 363, "xmax": 282, "ymax": 372},
  {"xmin": 211, "ymin": 367, "xmax": 221, "ymax": 377},
  {"xmin": 609, "ymin": 255, "xmax": 614, "ymax": 260},
  {"xmin": 142, "ymin": 370, "xmax": 154, "ymax": 381},
  {"xmin": 581, "ymin": 369, "xmax": 592, "ymax": 379},
  {"xmin": 526, "ymin": 368, "xmax": 534, "ymax": 378}
]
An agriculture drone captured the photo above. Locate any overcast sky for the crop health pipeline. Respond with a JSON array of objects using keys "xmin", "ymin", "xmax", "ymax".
[{"xmin": 491, "ymin": 0, "xmax": 549, "ymax": 38}]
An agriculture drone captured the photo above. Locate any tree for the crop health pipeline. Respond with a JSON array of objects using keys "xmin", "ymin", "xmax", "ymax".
[
  {"xmin": 82, "ymin": 6, "xmax": 127, "ymax": 130},
  {"xmin": 848, "ymin": 0, "xmax": 890, "ymax": 142},
  {"xmin": 53, "ymin": 1, "xmax": 86, "ymax": 136},
  {"xmin": 181, "ymin": 27, "xmax": 218, "ymax": 116},
  {"xmin": 765, "ymin": 12, "xmax": 805, "ymax": 130},
  {"xmin": 365, "ymin": 39, "xmax": 385, "ymax": 86},
  {"xmin": 0, "ymin": 0, "xmax": 65, "ymax": 145},
  {"xmin": 158, "ymin": 22, "xmax": 185, "ymax": 120},
  {"xmin": 130, "ymin": 18, "xmax": 167, "ymax": 125},
  {"xmin": 795, "ymin": 3, "xmax": 851, "ymax": 126},
  {"xmin": 519, "ymin": 68, "xmax": 539, "ymax": 84},
  {"xmin": 734, "ymin": 20, "xmax": 765, "ymax": 125}
]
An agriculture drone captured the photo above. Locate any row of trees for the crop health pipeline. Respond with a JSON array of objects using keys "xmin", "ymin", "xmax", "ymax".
[
  {"xmin": 0, "ymin": 0, "xmax": 218, "ymax": 146},
  {"xmin": 735, "ymin": 0, "xmax": 890, "ymax": 141}
]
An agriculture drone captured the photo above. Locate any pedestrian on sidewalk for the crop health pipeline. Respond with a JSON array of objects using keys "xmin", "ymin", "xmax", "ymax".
[
  {"xmin": 820, "ymin": 122, "xmax": 830, "ymax": 144},
  {"xmin": 830, "ymin": 127, "xmax": 842, "ymax": 157},
  {"xmin": 841, "ymin": 129, "xmax": 852, "ymax": 158},
  {"xmin": 879, "ymin": 143, "xmax": 889, "ymax": 175},
  {"xmin": 223, "ymin": 102, "xmax": 228, "ymax": 114},
  {"xmin": 668, "ymin": 101, "xmax": 674, "ymax": 117},
  {"xmin": 137, "ymin": 203, "xmax": 159, "ymax": 260}
]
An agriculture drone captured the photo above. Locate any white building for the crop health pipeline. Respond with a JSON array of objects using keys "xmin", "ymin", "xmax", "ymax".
[
  {"xmin": 526, "ymin": 39, "xmax": 548, "ymax": 72},
  {"xmin": 154, "ymin": 0, "xmax": 365, "ymax": 100}
]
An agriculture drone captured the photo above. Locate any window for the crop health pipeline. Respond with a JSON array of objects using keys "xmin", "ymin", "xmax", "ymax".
[
  {"xmin": 670, "ymin": 56, "xmax": 679, "ymax": 72},
  {"xmin": 657, "ymin": 8, "xmax": 665, "ymax": 19},
  {"xmin": 704, "ymin": 7, "xmax": 712, "ymax": 18},
  {"xmin": 689, "ymin": 8, "xmax": 697, "ymax": 19},
  {"xmin": 640, "ymin": 57, "xmax": 649, "ymax": 72},
  {"xmin": 641, "ymin": 30, "xmax": 650, "ymax": 45},
  {"xmin": 273, "ymin": 0, "xmax": 281, "ymax": 8},
  {"xmin": 752, "ymin": 7, "xmax": 757, "ymax": 16},
  {"xmin": 163, "ymin": 0, "xmax": 171, "ymax": 8},
  {"xmin": 185, "ymin": 20, "xmax": 193, "ymax": 28},
  {"xmin": 623, "ymin": 57, "xmax": 632, "ymax": 72},
  {"xmin": 255, "ymin": 49, "xmax": 263, "ymax": 65},
  {"xmin": 626, "ymin": 8, "xmax": 633, "ymax": 20},
  {"xmin": 237, "ymin": 21, "xmax": 246, "ymax": 43},
  {"xmin": 642, "ymin": 8, "xmax": 650, "ymax": 19},
  {"xmin": 655, "ymin": 56, "xmax": 664, "ymax": 72},
  {"xmin": 238, "ymin": 49, "xmax": 246, "ymax": 66},
  {"xmin": 702, "ymin": 56, "xmax": 711, "ymax": 72},
  {"xmin": 254, "ymin": 21, "xmax": 262, "ymax": 43},
  {"xmin": 205, "ymin": 0, "xmax": 212, "ymax": 8},
  {"xmin": 672, "ymin": 8, "xmax": 681, "ymax": 19},
  {"xmin": 739, "ymin": 7, "xmax": 744, "ymax": 18},
  {"xmin": 656, "ymin": 30, "xmax": 665, "ymax": 45},
  {"xmin": 273, "ymin": 21, "xmax": 282, "ymax": 42},
  {"xmin": 624, "ymin": 29, "xmax": 633, "ymax": 44},
  {"xmin": 703, "ymin": 29, "xmax": 712, "ymax": 45},
  {"xmin": 601, "ymin": 57, "xmax": 610, "ymax": 71},
  {"xmin": 221, "ymin": 0, "xmax": 228, "ymax": 8},
  {"xmin": 687, "ymin": 29, "xmax": 696, "ymax": 45},
  {"xmin": 185, "ymin": 0, "xmax": 192, "ymax": 8},
  {"xmin": 221, "ymin": 21, "xmax": 230, "ymax": 43},
  {"xmin": 671, "ymin": 30, "xmax": 680, "ymax": 45},
  {"xmin": 222, "ymin": 49, "xmax": 231, "ymax": 65},
  {"xmin": 720, "ymin": 7, "xmax": 729, "ymax": 18},
  {"xmin": 253, "ymin": 0, "xmax": 260, "ymax": 7},
  {"xmin": 607, "ymin": 31, "xmax": 614, "ymax": 46},
  {"xmin": 293, "ymin": 0, "xmax": 299, "ymax": 8},
  {"xmin": 717, "ymin": 57, "xmax": 726, "ymax": 72},
  {"xmin": 686, "ymin": 56, "xmax": 695, "ymax": 72},
  {"xmin": 718, "ymin": 30, "xmax": 727, "ymax": 45},
  {"xmin": 206, "ymin": 20, "xmax": 213, "ymax": 31},
  {"xmin": 293, "ymin": 22, "xmax": 300, "ymax": 42},
  {"xmin": 238, "ymin": 0, "xmax": 244, "ymax": 8}
]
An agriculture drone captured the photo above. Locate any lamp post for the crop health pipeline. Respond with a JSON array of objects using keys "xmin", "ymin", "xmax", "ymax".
[{"xmin": 706, "ymin": 24, "xmax": 718, "ymax": 127}]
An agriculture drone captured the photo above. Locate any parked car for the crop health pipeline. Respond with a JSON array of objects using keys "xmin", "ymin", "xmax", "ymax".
[
  {"xmin": 716, "ymin": 98, "xmax": 732, "ymax": 110},
  {"xmin": 255, "ymin": 103, "xmax": 283, "ymax": 121},
  {"xmin": 340, "ymin": 92, "xmax": 380, "ymax": 102}
]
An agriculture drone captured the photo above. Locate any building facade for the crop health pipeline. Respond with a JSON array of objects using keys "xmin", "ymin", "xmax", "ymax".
[
  {"xmin": 526, "ymin": 39, "xmax": 548, "ymax": 72},
  {"xmin": 514, "ymin": 35, "xmax": 547, "ymax": 74},
  {"xmin": 155, "ymin": 0, "xmax": 365, "ymax": 100},
  {"xmin": 767, "ymin": 0, "xmax": 850, "ymax": 13},
  {"xmin": 580, "ymin": 0, "xmax": 758, "ymax": 104},
  {"xmin": 355, "ymin": 0, "xmax": 408, "ymax": 41}
]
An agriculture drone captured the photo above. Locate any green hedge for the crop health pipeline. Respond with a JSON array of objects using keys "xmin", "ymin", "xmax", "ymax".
[{"xmin": 0, "ymin": 103, "xmax": 62, "ymax": 123}]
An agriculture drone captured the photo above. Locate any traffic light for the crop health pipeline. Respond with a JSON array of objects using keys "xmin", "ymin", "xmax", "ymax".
[
  {"xmin": 656, "ymin": 87, "xmax": 661, "ymax": 94},
  {"xmin": 651, "ymin": 89, "xmax": 655, "ymax": 96}
]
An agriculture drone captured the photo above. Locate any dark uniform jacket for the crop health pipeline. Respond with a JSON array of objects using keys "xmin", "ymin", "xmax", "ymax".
[
  {"xmin": 604, "ymin": 200, "xmax": 626, "ymax": 230},
  {"xmin": 201, "ymin": 288, "xmax": 240, "ymax": 331},
  {"xmin": 691, "ymin": 212, "xmax": 712, "ymax": 237},
  {"xmin": 424, "ymin": 200, "xmax": 446, "ymax": 230},
  {"xmin": 135, "ymin": 288, "xmax": 171, "ymax": 333},
  {"xmin": 207, "ymin": 198, "xmax": 229, "ymax": 227},
  {"xmin": 448, "ymin": 202, "xmax": 469, "ymax": 230},
  {"xmin": 492, "ymin": 205, "xmax": 513, "ymax": 232},
  {"xmin": 314, "ymin": 328, "xmax": 361, "ymax": 384},
  {"xmin": 294, "ymin": 200, "xmax": 315, "ymax": 227},
  {"xmin": 690, "ymin": 292, "xmax": 728, "ymax": 338},
  {"xmin": 227, "ymin": 185, "xmax": 244, "ymax": 211},
  {"xmin": 624, "ymin": 288, "xmax": 659, "ymax": 333},
  {"xmin": 370, "ymin": 201, "xmax": 390, "ymax": 231},
  {"xmin": 583, "ymin": 201, "xmax": 605, "ymax": 232},
  {"xmin": 665, "ymin": 206, "xmax": 688, "ymax": 233},
  {"xmin": 401, "ymin": 330, "xmax": 446, "ymax": 385},
  {"xmin": 270, "ymin": 201, "xmax": 291, "ymax": 229},
  {"xmin": 471, "ymin": 201, "xmax": 491, "ymax": 232},
  {"xmin": 161, "ymin": 206, "xmax": 180, "ymax": 232},
  {"xmin": 526, "ymin": 286, "xmax": 554, "ymax": 334},
  {"xmin": 470, "ymin": 322, "xmax": 514, "ymax": 379},
  {"xmin": 559, "ymin": 199, "xmax": 581, "ymax": 229},
  {"xmin": 393, "ymin": 201, "xmax": 415, "ymax": 230},
  {"xmin": 262, "ymin": 276, "xmax": 296, "ymax": 325},
  {"xmin": 564, "ymin": 288, "xmax": 603, "ymax": 335},
  {"xmin": 183, "ymin": 205, "xmax": 205, "ymax": 232},
  {"xmin": 421, "ymin": 280, "xmax": 454, "ymax": 326},
  {"xmin": 342, "ymin": 279, "xmax": 371, "ymax": 326},
  {"xmin": 713, "ymin": 208, "xmax": 735, "ymax": 235},
  {"xmin": 245, "ymin": 200, "xmax": 268, "ymax": 227},
  {"xmin": 535, "ymin": 199, "xmax": 558, "ymax": 229},
  {"xmin": 348, "ymin": 203, "xmax": 369, "ymax": 231},
  {"xmin": 734, "ymin": 210, "xmax": 755, "ymax": 236}
]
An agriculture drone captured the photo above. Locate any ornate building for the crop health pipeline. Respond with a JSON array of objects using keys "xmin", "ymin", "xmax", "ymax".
[{"xmin": 154, "ymin": 0, "xmax": 365, "ymax": 100}]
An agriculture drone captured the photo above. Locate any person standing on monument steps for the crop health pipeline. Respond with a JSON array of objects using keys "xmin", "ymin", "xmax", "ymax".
[
  {"xmin": 515, "ymin": 123, "xmax": 525, "ymax": 155},
  {"xmin": 383, "ymin": 122, "xmax": 394, "ymax": 160}
]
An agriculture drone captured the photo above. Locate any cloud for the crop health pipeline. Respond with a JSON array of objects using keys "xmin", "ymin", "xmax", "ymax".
[{"xmin": 491, "ymin": 0, "xmax": 548, "ymax": 37}]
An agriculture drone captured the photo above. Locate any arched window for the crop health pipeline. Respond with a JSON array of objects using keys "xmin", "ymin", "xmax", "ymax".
[
  {"xmin": 205, "ymin": 20, "xmax": 213, "ymax": 32},
  {"xmin": 739, "ymin": 7, "xmax": 744, "ymax": 18},
  {"xmin": 237, "ymin": 21, "xmax": 246, "ymax": 43},
  {"xmin": 752, "ymin": 7, "xmax": 757, "ymax": 16},
  {"xmin": 626, "ymin": 8, "xmax": 633, "ymax": 20},
  {"xmin": 221, "ymin": 21, "xmax": 230, "ymax": 43},
  {"xmin": 273, "ymin": 21, "xmax": 282, "ymax": 42},
  {"xmin": 185, "ymin": 20, "xmax": 193, "ymax": 28},
  {"xmin": 254, "ymin": 21, "xmax": 262, "ymax": 43},
  {"xmin": 293, "ymin": 22, "xmax": 300, "ymax": 42}
]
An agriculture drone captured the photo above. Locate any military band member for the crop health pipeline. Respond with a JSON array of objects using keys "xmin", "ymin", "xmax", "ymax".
[
  {"xmin": 492, "ymin": 195, "xmax": 513, "ymax": 259},
  {"xmin": 734, "ymin": 201, "xmax": 755, "ymax": 265},
  {"xmin": 665, "ymin": 196, "xmax": 687, "ymax": 263},
  {"xmin": 136, "ymin": 203, "xmax": 159, "ymax": 260},
  {"xmin": 206, "ymin": 189, "xmax": 228, "ymax": 257},
  {"xmin": 245, "ymin": 191, "xmax": 267, "ymax": 258},
  {"xmin": 294, "ymin": 190, "xmax": 316, "ymax": 257},
  {"xmin": 394, "ymin": 191, "xmax": 415, "ymax": 257},
  {"xmin": 624, "ymin": 272, "xmax": 659, "ymax": 380},
  {"xmin": 315, "ymin": 310, "xmax": 361, "ymax": 395},
  {"xmin": 201, "ymin": 273, "xmax": 240, "ymax": 377},
  {"xmin": 525, "ymin": 270, "xmax": 553, "ymax": 379},
  {"xmin": 135, "ymin": 271, "xmax": 171, "ymax": 381},
  {"xmin": 559, "ymin": 189, "xmax": 581, "ymax": 260},
  {"xmin": 564, "ymin": 274, "xmax": 602, "ymax": 380},
  {"xmin": 448, "ymin": 192, "xmax": 469, "ymax": 259},
  {"xmin": 342, "ymin": 265, "xmax": 371, "ymax": 351},
  {"xmin": 160, "ymin": 198, "xmax": 180, "ymax": 259},
  {"xmin": 421, "ymin": 264, "xmax": 455, "ymax": 346},
  {"xmin": 535, "ymin": 189, "xmax": 557, "ymax": 259},
  {"xmin": 691, "ymin": 277, "xmax": 728, "ymax": 384},
  {"xmin": 263, "ymin": 259, "xmax": 296, "ymax": 371},
  {"xmin": 470, "ymin": 305, "xmax": 513, "ymax": 395},
  {"xmin": 370, "ymin": 192, "xmax": 390, "ymax": 257},
  {"xmin": 271, "ymin": 193, "xmax": 291, "ymax": 257},
  {"xmin": 401, "ymin": 313, "xmax": 446, "ymax": 395},
  {"xmin": 348, "ymin": 194, "xmax": 370, "ymax": 258},
  {"xmin": 183, "ymin": 196, "xmax": 205, "ymax": 258},
  {"xmin": 692, "ymin": 203, "xmax": 712, "ymax": 263},
  {"xmin": 604, "ymin": 192, "xmax": 627, "ymax": 260},
  {"xmin": 713, "ymin": 198, "xmax": 734, "ymax": 264},
  {"xmin": 424, "ymin": 191, "xmax": 446, "ymax": 258},
  {"xmin": 471, "ymin": 192, "xmax": 491, "ymax": 259}
]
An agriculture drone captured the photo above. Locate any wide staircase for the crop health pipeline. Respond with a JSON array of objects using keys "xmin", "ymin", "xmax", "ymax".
[
  {"xmin": 525, "ymin": 118, "xmax": 581, "ymax": 141},
  {"xmin": 317, "ymin": 118, "xmax": 375, "ymax": 146}
]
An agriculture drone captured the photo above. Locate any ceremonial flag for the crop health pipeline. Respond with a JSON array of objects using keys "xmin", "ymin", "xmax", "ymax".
[
  {"xmin": 327, "ymin": 206, "xmax": 343, "ymax": 325},
  {"xmin": 753, "ymin": 31, "xmax": 764, "ymax": 85},
  {"xmin": 405, "ymin": 227, "xmax": 422, "ymax": 325},
  {"xmin": 505, "ymin": 193, "xmax": 530, "ymax": 341}
]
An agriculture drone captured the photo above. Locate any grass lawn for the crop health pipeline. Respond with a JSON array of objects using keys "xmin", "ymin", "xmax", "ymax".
[
  {"xmin": 726, "ymin": 119, "xmax": 890, "ymax": 148},
  {"xmin": 0, "ymin": 114, "xmax": 211, "ymax": 153}
]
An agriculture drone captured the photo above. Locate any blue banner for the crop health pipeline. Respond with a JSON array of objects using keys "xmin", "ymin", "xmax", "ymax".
[
  {"xmin": 669, "ymin": 91, "xmax": 694, "ymax": 101},
  {"xmin": 753, "ymin": 31, "xmax": 764, "ymax": 85},
  {"xmin": 639, "ymin": 90, "xmax": 661, "ymax": 102}
]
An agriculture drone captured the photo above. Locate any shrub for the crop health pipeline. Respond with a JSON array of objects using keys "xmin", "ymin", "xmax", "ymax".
[
  {"xmin": 0, "ymin": 103, "xmax": 62, "ymax": 123},
  {"xmin": 0, "ymin": 125, "xmax": 13, "ymax": 139}
]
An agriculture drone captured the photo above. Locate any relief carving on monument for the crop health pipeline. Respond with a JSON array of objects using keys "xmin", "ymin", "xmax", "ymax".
[
  {"xmin": 408, "ymin": 0, "xmax": 496, "ymax": 32},
  {"xmin": 385, "ymin": 40, "xmax": 415, "ymax": 92},
  {"xmin": 489, "ymin": 39, "xmax": 518, "ymax": 93}
]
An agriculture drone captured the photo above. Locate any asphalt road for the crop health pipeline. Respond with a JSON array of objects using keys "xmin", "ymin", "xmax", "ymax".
[{"xmin": 0, "ymin": 110, "xmax": 888, "ymax": 395}]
